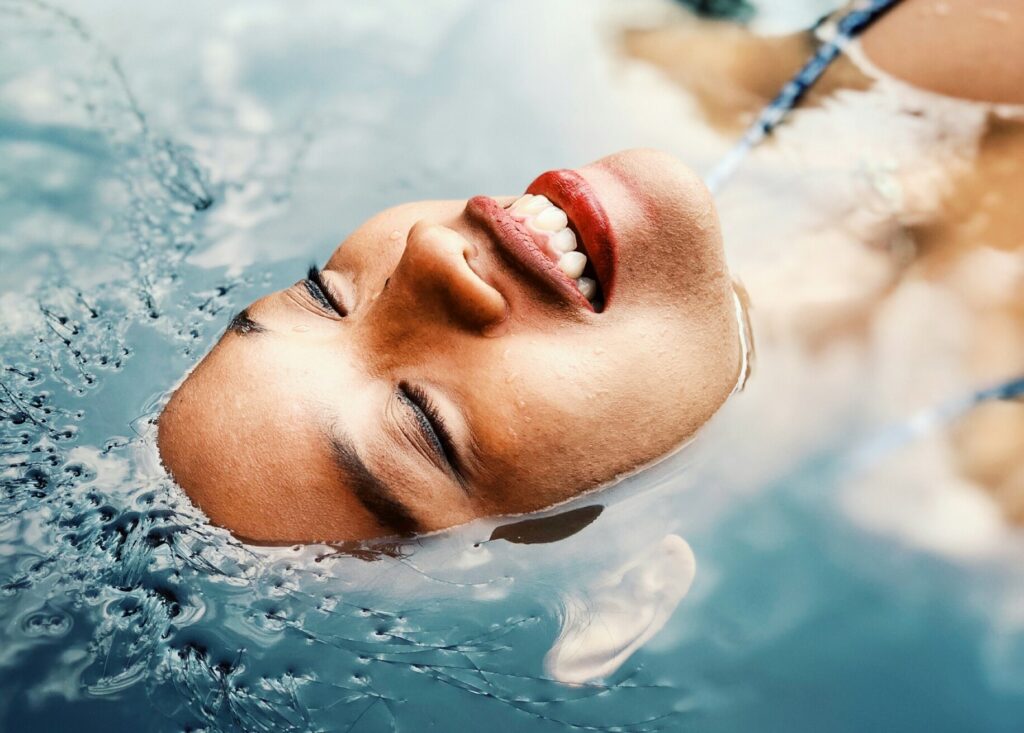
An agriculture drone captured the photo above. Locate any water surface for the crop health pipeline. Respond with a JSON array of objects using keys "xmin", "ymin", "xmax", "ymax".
[{"xmin": 3, "ymin": 1, "xmax": 1024, "ymax": 731}]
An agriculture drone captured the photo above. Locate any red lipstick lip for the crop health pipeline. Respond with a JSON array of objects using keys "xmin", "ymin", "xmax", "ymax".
[
  {"xmin": 526, "ymin": 169, "xmax": 617, "ymax": 307},
  {"xmin": 465, "ymin": 169, "xmax": 618, "ymax": 314},
  {"xmin": 466, "ymin": 196, "xmax": 594, "ymax": 312}
]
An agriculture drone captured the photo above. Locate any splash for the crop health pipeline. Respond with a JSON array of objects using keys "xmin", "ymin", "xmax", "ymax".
[{"xmin": 0, "ymin": 3, "xmax": 686, "ymax": 730}]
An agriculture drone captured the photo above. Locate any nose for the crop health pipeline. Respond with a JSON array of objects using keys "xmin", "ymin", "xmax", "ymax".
[{"xmin": 384, "ymin": 221, "xmax": 508, "ymax": 332}]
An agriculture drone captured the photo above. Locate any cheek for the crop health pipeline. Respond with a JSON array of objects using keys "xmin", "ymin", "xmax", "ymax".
[
  {"xmin": 483, "ymin": 336, "xmax": 625, "ymax": 457},
  {"xmin": 527, "ymin": 323, "xmax": 704, "ymax": 449},
  {"xmin": 461, "ymin": 328, "xmax": 702, "ymax": 511},
  {"xmin": 325, "ymin": 234, "xmax": 404, "ymax": 289}
]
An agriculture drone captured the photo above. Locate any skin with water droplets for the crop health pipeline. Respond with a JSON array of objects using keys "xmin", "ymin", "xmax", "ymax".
[{"xmin": 159, "ymin": 149, "xmax": 742, "ymax": 542}]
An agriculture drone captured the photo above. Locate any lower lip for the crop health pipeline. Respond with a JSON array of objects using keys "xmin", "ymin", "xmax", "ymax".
[
  {"xmin": 466, "ymin": 196, "xmax": 594, "ymax": 311},
  {"xmin": 526, "ymin": 169, "xmax": 617, "ymax": 306}
]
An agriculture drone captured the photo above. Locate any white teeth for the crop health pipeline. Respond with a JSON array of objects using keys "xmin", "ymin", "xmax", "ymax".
[
  {"xmin": 550, "ymin": 227, "xmax": 577, "ymax": 253},
  {"xmin": 558, "ymin": 250, "xmax": 587, "ymax": 279},
  {"xmin": 534, "ymin": 206, "xmax": 569, "ymax": 231},
  {"xmin": 510, "ymin": 195, "xmax": 598, "ymax": 303},
  {"xmin": 510, "ymin": 195, "xmax": 532, "ymax": 212},
  {"xmin": 512, "ymin": 194, "xmax": 552, "ymax": 215},
  {"xmin": 576, "ymin": 276, "xmax": 597, "ymax": 301},
  {"xmin": 525, "ymin": 195, "xmax": 552, "ymax": 213}
]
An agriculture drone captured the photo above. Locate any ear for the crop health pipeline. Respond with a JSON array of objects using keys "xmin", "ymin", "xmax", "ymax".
[
  {"xmin": 545, "ymin": 534, "xmax": 696, "ymax": 685},
  {"xmin": 488, "ymin": 505, "xmax": 604, "ymax": 545}
]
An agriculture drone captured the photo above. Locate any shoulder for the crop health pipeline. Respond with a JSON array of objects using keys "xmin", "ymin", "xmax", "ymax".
[{"xmin": 860, "ymin": 0, "xmax": 1024, "ymax": 105}]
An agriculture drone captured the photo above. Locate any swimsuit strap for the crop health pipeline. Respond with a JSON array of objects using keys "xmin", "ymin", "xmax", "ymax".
[
  {"xmin": 705, "ymin": 0, "xmax": 904, "ymax": 194},
  {"xmin": 851, "ymin": 376, "xmax": 1024, "ymax": 469}
]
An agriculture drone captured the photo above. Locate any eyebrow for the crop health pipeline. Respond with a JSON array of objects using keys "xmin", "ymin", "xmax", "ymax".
[
  {"xmin": 329, "ymin": 434, "xmax": 418, "ymax": 536},
  {"xmin": 226, "ymin": 308, "xmax": 266, "ymax": 336}
]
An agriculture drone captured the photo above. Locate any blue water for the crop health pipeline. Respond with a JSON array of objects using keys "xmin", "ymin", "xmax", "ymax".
[{"xmin": 3, "ymin": 1, "xmax": 1024, "ymax": 731}]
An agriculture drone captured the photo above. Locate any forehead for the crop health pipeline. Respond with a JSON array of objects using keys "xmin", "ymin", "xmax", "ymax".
[
  {"xmin": 160, "ymin": 326, "xmax": 408, "ymax": 537},
  {"xmin": 164, "ymin": 332, "xmax": 337, "ymax": 465}
]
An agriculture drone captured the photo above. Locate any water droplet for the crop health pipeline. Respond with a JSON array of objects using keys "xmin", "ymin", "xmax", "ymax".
[
  {"xmin": 292, "ymin": 325, "xmax": 310, "ymax": 333},
  {"xmin": 389, "ymin": 230, "xmax": 402, "ymax": 241}
]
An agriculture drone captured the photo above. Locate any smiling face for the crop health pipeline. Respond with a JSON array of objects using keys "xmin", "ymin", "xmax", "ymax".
[{"xmin": 157, "ymin": 149, "xmax": 741, "ymax": 543}]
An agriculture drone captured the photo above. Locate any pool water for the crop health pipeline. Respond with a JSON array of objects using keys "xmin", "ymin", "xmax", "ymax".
[{"xmin": 3, "ymin": 1, "xmax": 1024, "ymax": 731}]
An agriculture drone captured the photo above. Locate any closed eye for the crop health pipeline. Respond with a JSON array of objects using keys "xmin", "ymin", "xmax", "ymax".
[
  {"xmin": 304, "ymin": 265, "xmax": 347, "ymax": 317},
  {"xmin": 397, "ymin": 382, "xmax": 464, "ymax": 484}
]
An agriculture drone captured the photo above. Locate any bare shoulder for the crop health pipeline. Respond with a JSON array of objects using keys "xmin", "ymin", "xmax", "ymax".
[{"xmin": 860, "ymin": 0, "xmax": 1024, "ymax": 104}]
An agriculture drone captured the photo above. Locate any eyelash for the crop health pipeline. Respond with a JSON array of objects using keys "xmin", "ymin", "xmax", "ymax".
[
  {"xmin": 303, "ymin": 265, "xmax": 347, "ymax": 317},
  {"xmin": 398, "ymin": 382, "xmax": 461, "ymax": 478}
]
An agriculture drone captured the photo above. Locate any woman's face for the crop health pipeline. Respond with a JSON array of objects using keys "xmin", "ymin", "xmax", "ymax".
[{"xmin": 158, "ymin": 149, "xmax": 741, "ymax": 543}]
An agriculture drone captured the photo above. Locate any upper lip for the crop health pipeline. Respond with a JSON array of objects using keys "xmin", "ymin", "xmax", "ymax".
[{"xmin": 466, "ymin": 169, "xmax": 618, "ymax": 313}]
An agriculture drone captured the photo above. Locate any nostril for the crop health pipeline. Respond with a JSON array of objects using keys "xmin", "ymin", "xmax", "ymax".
[{"xmin": 403, "ymin": 221, "xmax": 508, "ymax": 331}]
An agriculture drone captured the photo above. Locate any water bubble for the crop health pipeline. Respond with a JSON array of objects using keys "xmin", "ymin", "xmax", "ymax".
[{"xmin": 20, "ymin": 609, "xmax": 72, "ymax": 638}]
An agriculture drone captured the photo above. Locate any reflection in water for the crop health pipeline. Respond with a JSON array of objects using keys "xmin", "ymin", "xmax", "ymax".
[
  {"xmin": 547, "ymin": 534, "xmax": 696, "ymax": 685},
  {"xmin": 704, "ymin": 0, "xmax": 903, "ymax": 194},
  {"xmin": 489, "ymin": 505, "xmax": 604, "ymax": 545},
  {"xmin": 2, "ymin": 0, "xmax": 1024, "ymax": 730}
]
